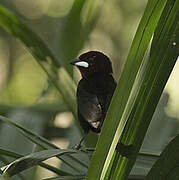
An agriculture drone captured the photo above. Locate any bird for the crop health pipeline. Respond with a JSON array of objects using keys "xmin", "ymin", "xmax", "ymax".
[{"xmin": 70, "ymin": 51, "xmax": 117, "ymax": 149}]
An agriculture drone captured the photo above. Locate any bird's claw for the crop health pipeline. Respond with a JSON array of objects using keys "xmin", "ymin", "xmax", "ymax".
[{"xmin": 71, "ymin": 144, "xmax": 95, "ymax": 153}]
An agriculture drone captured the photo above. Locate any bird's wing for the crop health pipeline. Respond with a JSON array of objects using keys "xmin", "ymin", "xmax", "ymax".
[
  {"xmin": 77, "ymin": 81, "xmax": 102, "ymax": 125},
  {"xmin": 104, "ymin": 77, "xmax": 117, "ymax": 112}
]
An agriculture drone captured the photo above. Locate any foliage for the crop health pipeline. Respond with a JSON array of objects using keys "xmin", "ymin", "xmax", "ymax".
[{"xmin": 0, "ymin": 0, "xmax": 178, "ymax": 180}]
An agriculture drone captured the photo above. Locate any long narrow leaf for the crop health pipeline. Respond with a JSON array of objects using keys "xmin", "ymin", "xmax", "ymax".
[
  {"xmin": 86, "ymin": 0, "xmax": 167, "ymax": 179},
  {"xmin": 0, "ymin": 175, "xmax": 5, "ymax": 180},
  {"xmin": 0, "ymin": 4, "xmax": 77, "ymax": 116},
  {"xmin": 0, "ymin": 154, "xmax": 26, "ymax": 180},
  {"xmin": 109, "ymin": 0, "xmax": 179, "ymax": 179},
  {"xmin": 2, "ymin": 149, "xmax": 75, "ymax": 178},
  {"xmin": 0, "ymin": 147, "xmax": 71, "ymax": 176},
  {"xmin": 0, "ymin": 103, "xmax": 67, "ymax": 115},
  {"xmin": 146, "ymin": 135, "xmax": 179, "ymax": 180},
  {"xmin": 60, "ymin": 0, "xmax": 103, "ymax": 72},
  {"xmin": 43, "ymin": 175, "xmax": 85, "ymax": 180},
  {"xmin": 0, "ymin": 115, "xmax": 88, "ymax": 174}
]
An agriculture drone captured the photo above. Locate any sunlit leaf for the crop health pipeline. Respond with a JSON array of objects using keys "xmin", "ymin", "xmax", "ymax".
[{"xmin": 108, "ymin": 0, "xmax": 179, "ymax": 179}]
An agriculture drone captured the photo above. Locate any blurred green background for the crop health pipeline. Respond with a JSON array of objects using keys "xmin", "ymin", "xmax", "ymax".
[{"xmin": 0, "ymin": 0, "xmax": 178, "ymax": 179}]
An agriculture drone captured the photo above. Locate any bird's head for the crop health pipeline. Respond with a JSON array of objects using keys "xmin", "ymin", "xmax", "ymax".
[{"xmin": 70, "ymin": 51, "xmax": 113, "ymax": 78}]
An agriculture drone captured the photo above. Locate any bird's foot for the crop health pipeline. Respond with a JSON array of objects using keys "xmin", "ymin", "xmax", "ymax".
[
  {"xmin": 72, "ymin": 144, "xmax": 95, "ymax": 154},
  {"xmin": 72, "ymin": 135, "xmax": 86, "ymax": 150}
]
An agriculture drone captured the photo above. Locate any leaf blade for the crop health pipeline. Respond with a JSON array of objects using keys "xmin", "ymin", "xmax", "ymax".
[
  {"xmin": 146, "ymin": 135, "xmax": 179, "ymax": 180},
  {"xmin": 0, "ymin": 4, "xmax": 77, "ymax": 116},
  {"xmin": 109, "ymin": 0, "xmax": 179, "ymax": 179},
  {"xmin": 0, "ymin": 115, "xmax": 88, "ymax": 174},
  {"xmin": 2, "ymin": 149, "xmax": 76, "ymax": 178},
  {"xmin": 0, "ymin": 147, "xmax": 71, "ymax": 176},
  {"xmin": 86, "ymin": 0, "xmax": 168, "ymax": 179}
]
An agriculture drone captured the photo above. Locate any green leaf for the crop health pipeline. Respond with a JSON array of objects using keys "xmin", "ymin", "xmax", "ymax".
[
  {"xmin": 146, "ymin": 135, "xmax": 179, "ymax": 180},
  {"xmin": 2, "ymin": 149, "xmax": 76, "ymax": 178},
  {"xmin": 42, "ymin": 175, "xmax": 85, "ymax": 180},
  {"xmin": 0, "ymin": 4, "xmax": 77, "ymax": 117},
  {"xmin": 86, "ymin": 0, "xmax": 168, "ymax": 179},
  {"xmin": 108, "ymin": 0, "xmax": 179, "ymax": 179},
  {"xmin": 0, "ymin": 174, "xmax": 5, "ymax": 180},
  {"xmin": 128, "ymin": 175, "xmax": 145, "ymax": 180},
  {"xmin": 0, "ymin": 103, "xmax": 67, "ymax": 115},
  {"xmin": 0, "ymin": 5, "xmax": 59, "ymax": 67},
  {"xmin": 0, "ymin": 147, "xmax": 71, "ymax": 176},
  {"xmin": 0, "ymin": 148, "xmax": 21, "ymax": 159},
  {"xmin": 0, "ymin": 151, "xmax": 27, "ymax": 180},
  {"xmin": 0, "ymin": 115, "xmax": 88, "ymax": 174},
  {"xmin": 60, "ymin": 0, "xmax": 103, "ymax": 72}
]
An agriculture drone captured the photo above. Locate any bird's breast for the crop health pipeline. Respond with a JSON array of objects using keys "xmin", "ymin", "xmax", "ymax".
[{"xmin": 85, "ymin": 73, "xmax": 109, "ymax": 94}]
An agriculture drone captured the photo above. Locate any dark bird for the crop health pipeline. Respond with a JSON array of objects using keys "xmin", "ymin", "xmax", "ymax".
[{"xmin": 70, "ymin": 51, "xmax": 117, "ymax": 149}]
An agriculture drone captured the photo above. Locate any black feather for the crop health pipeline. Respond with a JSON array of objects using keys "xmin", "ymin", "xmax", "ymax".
[{"xmin": 77, "ymin": 73, "xmax": 116, "ymax": 133}]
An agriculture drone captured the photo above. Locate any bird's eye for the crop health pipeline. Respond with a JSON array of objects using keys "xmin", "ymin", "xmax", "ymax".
[
  {"xmin": 88, "ymin": 58, "xmax": 94, "ymax": 66},
  {"xmin": 88, "ymin": 56, "xmax": 96, "ymax": 66},
  {"xmin": 89, "ymin": 57, "xmax": 94, "ymax": 61}
]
